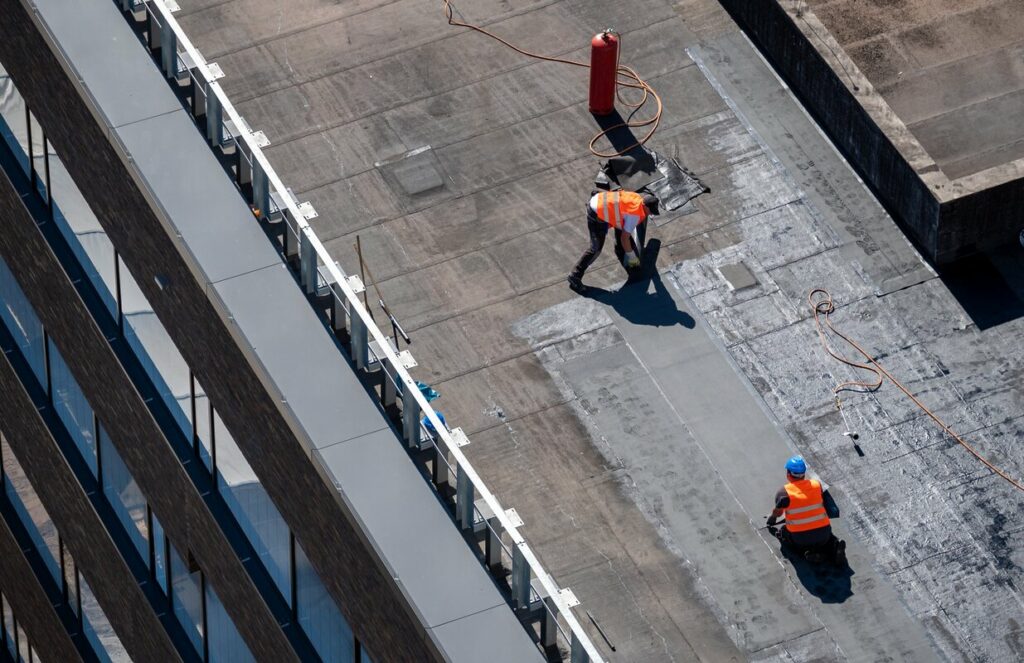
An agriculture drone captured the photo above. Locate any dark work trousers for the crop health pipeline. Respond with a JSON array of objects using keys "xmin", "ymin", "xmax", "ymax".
[{"xmin": 570, "ymin": 205, "xmax": 646, "ymax": 280}]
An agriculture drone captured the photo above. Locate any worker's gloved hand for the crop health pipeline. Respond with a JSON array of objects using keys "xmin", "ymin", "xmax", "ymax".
[
  {"xmin": 624, "ymin": 252, "xmax": 641, "ymax": 269},
  {"xmin": 766, "ymin": 515, "xmax": 777, "ymax": 527}
]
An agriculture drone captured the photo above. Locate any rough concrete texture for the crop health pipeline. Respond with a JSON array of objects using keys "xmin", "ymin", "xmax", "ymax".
[
  {"xmin": 722, "ymin": 0, "xmax": 1024, "ymax": 263},
  {"xmin": 811, "ymin": 0, "xmax": 1024, "ymax": 179},
  {"xmin": 176, "ymin": 0, "xmax": 1024, "ymax": 660}
]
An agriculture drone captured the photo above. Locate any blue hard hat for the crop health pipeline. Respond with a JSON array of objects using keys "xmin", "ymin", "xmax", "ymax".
[{"xmin": 785, "ymin": 455, "xmax": 807, "ymax": 476}]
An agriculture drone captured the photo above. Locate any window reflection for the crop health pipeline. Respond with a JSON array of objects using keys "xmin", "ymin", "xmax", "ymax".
[
  {"xmin": 216, "ymin": 420, "xmax": 291, "ymax": 604},
  {"xmin": 171, "ymin": 542, "xmax": 204, "ymax": 656},
  {"xmin": 47, "ymin": 339, "xmax": 98, "ymax": 477},
  {"xmin": 0, "ymin": 258, "xmax": 46, "ymax": 386},
  {"xmin": 2, "ymin": 436, "xmax": 61, "ymax": 584},
  {"xmin": 296, "ymin": 541, "xmax": 354, "ymax": 662},
  {"xmin": 120, "ymin": 257, "xmax": 192, "ymax": 438},
  {"xmin": 100, "ymin": 427, "xmax": 149, "ymax": 560},
  {"xmin": 81, "ymin": 575, "xmax": 131, "ymax": 663},
  {"xmin": 207, "ymin": 583, "xmax": 255, "ymax": 663},
  {"xmin": 47, "ymin": 145, "xmax": 118, "ymax": 318},
  {"xmin": 0, "ymin": 65, "xmax": 29, "ymax": 175}
]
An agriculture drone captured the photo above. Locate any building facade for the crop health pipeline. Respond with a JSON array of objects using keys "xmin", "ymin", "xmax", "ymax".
[{"xmin": 0, "ymin": 0, "xmax": 553, "ymax": 661}]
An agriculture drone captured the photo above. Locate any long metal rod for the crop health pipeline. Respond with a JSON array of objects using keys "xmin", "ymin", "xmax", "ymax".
[{"xmin": 139, "ymin": 3, "xmax": 603, "ymax": 659}]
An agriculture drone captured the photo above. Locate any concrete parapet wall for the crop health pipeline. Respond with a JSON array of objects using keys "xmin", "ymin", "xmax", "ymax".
[{"xmin": 720, "ymin": 0, "xmax": 1023, "ymax": 264}]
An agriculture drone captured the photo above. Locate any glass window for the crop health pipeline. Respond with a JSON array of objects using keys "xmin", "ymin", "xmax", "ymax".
[
  {"xmin": 152, "ymin": 515, "xmax": 168, "ymax": 594},
  {"xmin": 16, "ymin": 620, "xmax": 28, "ymax": 663},
  {"xmin": 47, "ymin": 340, "xmax": 97, "ymax": 476},
  {"xmin": 296, "ymin": 541, "xmax": 353, "ymax": 662},
  {"xmin": 47, "ymin": 148, "xmax": 118, "ymax": 318},
  {"xmin": 28, "ymin": 111, "xmax": 45, "ymax": 201},
  {"xmin": 2, "ymin": 593, "xmax": 15, "ymax": 659},
  {"xmin": 0, "ymin": 257, "xmax": 47, "ymax": 386},
  {"xmin": 80, "ymin": 574, "xmax": 131, "ymax": 663},
  {"xmin": 0, "ymin": 65, "xmax": 29, "ymax": 175},
  {"xmin": 215, "ymin": 421, "xmax": 290, "ymax": 603},
  {"xmin": 62, "ymin": 544, "xmax": 78, "ymax": 618},
  {"xmin": 2, "ymin": 437, "xmax": 61, "ymax": 583},
  {"xmin": 100, "ymin": 427, "xmax": 148, "ymax": 560},
  {"xmin": 170, "ymin": 543, "xmax": 203, "ymax": 656},
  {"xmin": 206, "ymin": 583, "xmax": 254, "ymax": 663},
  {"xmin": 194, "ymin": 377, "xmax": 212, "ymax": 472},
  {"xmin": 120, "ymin": 260, "xmax": 191, "ymax": 438}
]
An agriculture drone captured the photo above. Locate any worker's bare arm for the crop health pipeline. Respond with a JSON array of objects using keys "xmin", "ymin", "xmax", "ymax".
[{"xmin": 620, "ymin": 230, "xmax": 633, "ymax": 253}]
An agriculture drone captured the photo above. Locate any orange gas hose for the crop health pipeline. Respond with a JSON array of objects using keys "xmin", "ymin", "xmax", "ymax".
[
  {"xmin": 441, "ymin": 1, "xmax": 663, "ymax": 158},
  {"xmin": 809, "ymin": 288, "xmax": 1024, "ymax": 493}
]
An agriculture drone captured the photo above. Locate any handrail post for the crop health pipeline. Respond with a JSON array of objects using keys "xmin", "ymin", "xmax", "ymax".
[
  {"xmin": 431, "ymin": 443, "xmax": 450, "ymax": 490},
  {"xmin": 350, "ymin": 310, "xmax": 368, "ymax": 371},
  {"xmin": 455, "ymin": 467, "xmax": 473, "ymax": 530},
  {"xmin": 541, "ymin": 596, "xmax": 558, "ymax": 649},
  {"xmin": 511, "ymin": 544, "xmax": 531, "ymax": 611},
  {"xmin": 300, "ymin": 229, "xmax": 316, "ymax": 294},
  {"xmin": 252, "ymin": 159, "xmax": 270, "ymax": 220},
  {"xmin": 485, "ymin": 516, "xmax": 502, "ymax": 571},
  {"xmin": 381, "ymin": 357, "xmax": 398, "ymax": 408},
  {"xmin": 161, "ymin": 16, "xmax": 177, "ymax": 77},
  {"xmin": 571, "ymin": 632, "xmax": 591, "ymax": 663},
  {"xmin": 205, "ymin": 83, "xmax": 222, "ymax": 147},
  {"xmin": 401, "ymin": 387, "xmax": 420, "ymax": 449}
]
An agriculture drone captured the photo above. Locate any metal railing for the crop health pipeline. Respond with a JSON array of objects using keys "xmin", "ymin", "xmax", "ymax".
[{"xmin": 120, "ymin": 0, "xmax": 603, "ymax": 660}]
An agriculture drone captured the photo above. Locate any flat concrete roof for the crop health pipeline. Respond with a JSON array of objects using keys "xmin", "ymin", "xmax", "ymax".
[
  {"xmin": 25, "ymin": 0, "xmax": 542, "ymax": 659},
  {"xmin": 177, "ymin": 0, "xmax": 1024, "ymax": 660},
  {"xmin": 812, "ymin": 0, "xmax": 1024, "ymax": 180}
]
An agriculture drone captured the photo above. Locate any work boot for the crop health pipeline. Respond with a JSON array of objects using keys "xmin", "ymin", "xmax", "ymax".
[{"xmin": 567, "ymin": 275, "xmax": 587, "ymax": 294}]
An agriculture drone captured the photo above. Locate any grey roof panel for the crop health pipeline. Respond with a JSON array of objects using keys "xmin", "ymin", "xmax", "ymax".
[
  {"xmin": 428, "ymin": 605, "xmax": 546, "ymax": 663},
  {"xmin": 113, "ymin": 111, "xmax": 283, "ymax": 284},
  {"xmin": 316, "ymin": 429, "xmax": 510, "ymax": 629},
  {"xmin": 30, "ymin": 0, "xmax": 181, "ymax": 129},
  {"xmin": 211, "ymin": 263, "xmax": 388, "ymax": 447}
]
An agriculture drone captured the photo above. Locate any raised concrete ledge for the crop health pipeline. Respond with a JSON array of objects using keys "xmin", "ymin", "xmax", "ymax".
[{"xmin": 721, "ymin": 0, "xmax": 1024, "ymax": 263}]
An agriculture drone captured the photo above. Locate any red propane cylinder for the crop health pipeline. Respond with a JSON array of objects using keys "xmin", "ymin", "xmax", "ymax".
[{"xmin": 589, "ymin": 31, "xmax": 619, "ymax": 115}]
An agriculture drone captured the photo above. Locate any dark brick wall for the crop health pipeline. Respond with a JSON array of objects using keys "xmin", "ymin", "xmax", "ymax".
[
  {"xmin": 0, "ymin": 1, "xmax": 439, "ymax": 660},
  {"xmin": 0, "ymin": 321, "xmax": 179, "ymax": 661},
  {"xmin": 0, "ymin": 509, "xmax": 83, "ymax": 663}
]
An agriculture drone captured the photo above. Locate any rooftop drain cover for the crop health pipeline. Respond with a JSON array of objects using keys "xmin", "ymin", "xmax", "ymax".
[
  {"xmin": 719, "ymin": 261, "xmax": 758, "ymax": 291},
  {"xmin": 377, "ymin": 146, "xmax": 445, "ymax": 196}
]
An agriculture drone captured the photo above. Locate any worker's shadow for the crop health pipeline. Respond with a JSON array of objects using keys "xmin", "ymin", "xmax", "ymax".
[
  {"xmin": 584, "ymin": 239, "xmax": 696, "ymax": 329},
  {"xmin": 780, "ymin": 547, "xmax": 854, "ymax": 604}
]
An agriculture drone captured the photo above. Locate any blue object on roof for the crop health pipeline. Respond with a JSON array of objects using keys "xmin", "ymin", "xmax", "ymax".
[
  {"xmin": 423, "ymin": 411, "xmax": 446, "ymax": 435},
  {"xmin": 417, "ymin": 381, "xmax": 440, "ymax": 402}
]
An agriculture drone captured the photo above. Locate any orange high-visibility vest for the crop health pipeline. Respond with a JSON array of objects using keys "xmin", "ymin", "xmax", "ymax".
[
  {"xmin": 593, "ymin": 191, "xmax": 647, "ymax": 229},
  {"xmin": 783, "ymin": 479, "xmax": 830, "ymax": 533}
]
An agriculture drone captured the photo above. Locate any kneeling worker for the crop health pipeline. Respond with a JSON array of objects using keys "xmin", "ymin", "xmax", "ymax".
[
  {"xmin": 767, "ymin": 455, "xmax": 836, "ymax": 549},
  {"xmin": 567, "ymin": 190, "xmax": 656, "ymax": 294}
]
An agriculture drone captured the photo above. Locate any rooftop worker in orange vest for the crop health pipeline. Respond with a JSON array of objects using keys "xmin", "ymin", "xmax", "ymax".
[
  {"xmin": 567, "ymin": 190, "xmax": 658, "ymax": 294},
  {"xmin": 767, "ymin": 455, "xmax": 835, "ymax": 549}
]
